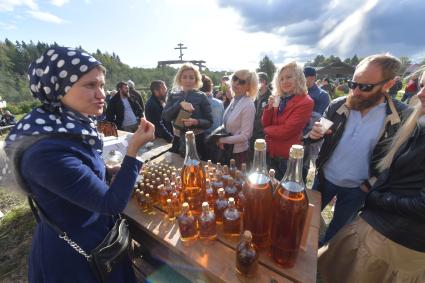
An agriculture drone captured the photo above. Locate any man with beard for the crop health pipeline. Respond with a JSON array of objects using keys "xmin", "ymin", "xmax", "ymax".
[
  {"xmin": 145, "ymin": 80, "xmax": 173, "ymax": 142},
  {"xmin": 106, "ymin": 81, "xmax": 144, "ymax": 132},
  {"xmin": 306, "ymin": 54, "xmax": 408, "ymax": 246}
]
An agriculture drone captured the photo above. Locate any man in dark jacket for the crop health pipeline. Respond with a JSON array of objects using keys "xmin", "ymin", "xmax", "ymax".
[
  {"xmin": 388, "ymin": 75, "xmax": 402, "ymax": 98},
  {"xmin": 127, "ymin": 80, "xmax": 145, "ymax": 113},
  {"xmin": 106, "ymin": 81, "xmax": 144, "ymax": 132},
  {"xmin": 145, "ymin": 80, "xmax": 173, "ymax": 142},
  {"xmin": 306, "ymin": 54, "xmax": 409, "ymax": 246}
]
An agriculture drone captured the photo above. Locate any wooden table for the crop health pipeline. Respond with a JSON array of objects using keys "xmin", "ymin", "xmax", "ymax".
[{"xmin": 124, "ymin": 152, "xmax": 321, "ymax": 283}]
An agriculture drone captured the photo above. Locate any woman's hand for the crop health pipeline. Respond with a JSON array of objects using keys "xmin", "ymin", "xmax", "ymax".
[
  {"xmin": 127, "ymin": 118, "xmax": 155, "ymax": 157},
  {"xmin": 181, "ymin": 118, "xmax": 199, "ymax": 127},
  {"xmin": 180, "ymin": 101, "xmax": 195, "ymax": 112}
]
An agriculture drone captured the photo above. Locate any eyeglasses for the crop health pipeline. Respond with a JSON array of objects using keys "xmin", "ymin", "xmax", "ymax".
[
  {"xmin": 232, "ymin": 75, "xmax": 247, "ymax": 85},
  {"xmin": 347, "ymin": 79, "xmax": 390, "ymax": 92}
]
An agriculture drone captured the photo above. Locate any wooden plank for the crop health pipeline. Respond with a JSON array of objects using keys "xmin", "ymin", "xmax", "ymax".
[{"xmin": 125, "ymin": 200, "xmax": 293, "ymax": 283}]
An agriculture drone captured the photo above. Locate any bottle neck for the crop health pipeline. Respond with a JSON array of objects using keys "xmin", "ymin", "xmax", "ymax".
[
  {"xmin": 282, "ymin": 155, "xmax": 305, "ymax": 186},
  {"xmin": 251, "ymin": 148, "xmax": 268, "ymax": 175},
  {"xmin": 184, "ymin": 136, "xmax": 200, "ymax": 162}
]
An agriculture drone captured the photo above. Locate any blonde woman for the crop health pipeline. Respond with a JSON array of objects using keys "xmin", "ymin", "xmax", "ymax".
[
  {"xmin": 163, "ymin": 63, "xmax": 213, "ymax": 160},
  {"xmin": 217, "ymin": 69, "xmax": 257, "ymax": 167},
  {"xmin": 262, "ymin": 62, "xmax": 313, "ymax": 179},
  {"xmin": 318, "ymin": 69, "xmax": 425, "ymax": 283}
]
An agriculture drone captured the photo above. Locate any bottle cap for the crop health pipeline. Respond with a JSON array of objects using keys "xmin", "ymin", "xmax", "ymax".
[
  {"xmin": 230, "ymin": 159, "xmax": 235, "ymax": 165},
  {"xmin": 145, "ymin": 193, "xmax": 150, "ymax": 198},
  {"xmin": 182, "ymin": 202, "xmax": 189, "ymax": 209},
  {"xmin": 269, "ymin": 169, "xmax": 275, "ymax": 177},
  {"xmin": 202, "ymin": 202, "xmax": 209, "ymax": 209},
  {"xmin": 218, "ymin": 188, "xmax": 225, "ymax": 195},
  {"xmin": 243, "ymin": 230, "xmax": 252, "ymax": 241},
  {"xmin": 254, "ymin": 139, "xmax": 266, "ymax": 151},
  {"xmin": 166, "ymin": 198, "xmax": 172, "ymax": 204},
  {"xmin": 185, "ymin": 131, "xmax": 194, "ymax": 139},
  {"xmin": 289, "ymin": 144, "xmax": 304, "ymax": 158},
  {"xmin": 228, "ymin": 197, "xmax": 235, "ymax": 204}
]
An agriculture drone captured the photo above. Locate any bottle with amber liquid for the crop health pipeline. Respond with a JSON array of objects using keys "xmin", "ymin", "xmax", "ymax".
[
  {"xmin": 158, "ymin": 184, "xmax": 168, "ymax": 209},
  {"xmin": 181, "ymin": 131, "xmax": 206, "ymax": 216},
  {"xmin": 177, "ymin": 202, "xmax": 199, "ymax": 241},
  {"xmin": 199, "ymin": 202, "xmax": 217, "ymax": 241},
  {"xmin": 222, "ymin": 165, "xmax": 230, "ymax": 187},
  {"xmin": 224, "ymin": 176, "xmax": 238, "ymax": 199},
  {"xmin": 271, "ymin": 145, "xmax": 309, "ymax": 268},
  {"xmin": 166, "ymin": 198, "xmax": 175, "ymax": 220},
  {"xmin": 241, "ymin": 163, "xmax": 248, "ymax": 181},
  {"xmin": 229, "ymin": 159, "xmax": 237, "ymax": 178},
  {"xmin": 205, "ymin": 179, "xmax": 215, "ymax": 208},
  {"xmin": 171, "ymin": 191, "xmax": 181, "ymax": 215},
  {"xmin": 234, "ymin": 170, "xmax": 244, "ymax": 192},
  {"xmin": 223, "ymin": 197, "xmax": 241, "ymax": 237},
  {"xmin": 236, "ymin": 230, "xmax": 259, "ymax": 277},
  {"xmin": 243, "ymin": 139, "xmax": 273, "ymax": 248},
  {"xmin": 214, "ymin": 188, "xmax": 228, "ymax": 224},
  {"xmin": 211, "ymin": 170, "xmax": 223, "ymax": 197}
]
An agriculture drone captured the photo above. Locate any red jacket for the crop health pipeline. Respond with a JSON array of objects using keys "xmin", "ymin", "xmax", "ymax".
[{"xmin": 262, "ymin": 94, "xmax": 313, "ymax": 159}]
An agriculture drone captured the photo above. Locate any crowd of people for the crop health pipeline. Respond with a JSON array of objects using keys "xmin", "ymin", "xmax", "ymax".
[{"xmin": 2, "ymin": 46, "xmax": 424, "ymax": 282}]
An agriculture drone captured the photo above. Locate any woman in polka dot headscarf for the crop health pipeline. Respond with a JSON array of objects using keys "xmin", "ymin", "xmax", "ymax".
[{"xmin": 4, "ymin": 47, "xmax": 155, "ymax": 283}]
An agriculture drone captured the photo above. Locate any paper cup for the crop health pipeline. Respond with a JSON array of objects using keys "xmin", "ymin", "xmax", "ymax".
[{"xmin": 319, "ymin": 117, "xmax": 334, "ymax": 133}]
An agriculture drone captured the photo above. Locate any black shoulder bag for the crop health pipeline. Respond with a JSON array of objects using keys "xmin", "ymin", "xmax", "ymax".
[{"xmin": 9, "ymin": 134, "xmax": 132, "ymax": 283}]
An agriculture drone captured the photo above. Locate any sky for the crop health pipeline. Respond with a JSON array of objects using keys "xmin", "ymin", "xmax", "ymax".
[{"xmin": 0, "ymin": 0, "xmax": 424, "ymax": 71}]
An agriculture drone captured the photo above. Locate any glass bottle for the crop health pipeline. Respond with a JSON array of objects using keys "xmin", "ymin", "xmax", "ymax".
[
  {"xmin": 158, "ymin": 184, "xmax": 168, "ymax": 209},
  {"xmin": 164, "ymin": 177, "xmax": 172, "ymax": 197},
  {"xmin": 222, "ymin": 165, "xmax": 230, "ymax": 187},
  {"xmin": 243, "ymin": 139, "xmax": 273, "ymax": 248},
  {"xmin": 171, "ymin": 191, "xmax": 181, "ymax": 215},
  {"xmin": 166, "ymin": 198, "xmax": 175, "ymax": 220},
  {"xmin": 236, "ymin": 230, "xmax": 259, "ymax": 277},
  {"xmin": 271, "ymin": 145, "xmax": 309, "ymax": 268},
  {"xmin": 241, "ymin": 163, "xmax": 248, "ymax": 181},
  {"xmin": 223, "ymin": 197, "xmax": 241, "ymax": 237},
  {"xmin": 177, "ymin": 202, "xmax": 199, "ymax": 241},
  {"xmin": 199, "ymin": 202, "xmax": 217, "ymax": 241},
  {"xmin": 207, "ymin": 160, "xmax": 214, "ymax": 173},
  {"xmin": 269, "ymin": 169, "xmax": 278, "ymax": 194},
  {"xmin": 205, "ymin": 178, "xmax": 215, "ymax": 208},
  {"xmin": 181, "ymin": 131, "xmax": 206, "ymax": 216},
  {"xmin": 211, "ymin": 170, "xmax": 223, "ymax": 197},
  {"xmin": 234, "ymin": 170, "xmax": 244, "ymax": 192},
  {"xmin": 105, "ymin": 150, "xmax": 124, "ymax": 167},
  {"xmin": 224, "ymin": 176, "xmax": 238, "ymax": 199},
  {"xmin": 145, "ymin": 193, "xmax": 153, "ymax": 212},
  {"xmin": 214, "ymin": 188, "xmax": 228, "ymax": 224},
  {"xmin": 229, "ymin": 158, "xmax": 237, "ymax": 178},
  {"xmin": 138, "ymin": 191, "xmax": 146, "ymax": 209}
]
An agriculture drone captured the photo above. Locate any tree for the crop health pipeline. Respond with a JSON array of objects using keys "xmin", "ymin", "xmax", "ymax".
[
  {"xmin": 399, "ymin": 56, "xmax": 412, "ymax": 75},
  {"xmin": 257, "ymin": 55, "xmax": 276, "ymax": 81}
]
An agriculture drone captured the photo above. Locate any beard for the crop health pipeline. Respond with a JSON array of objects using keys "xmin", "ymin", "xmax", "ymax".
[{"xmin": 347, "ymin": 87, "xmax": 385, "ymax": 111}]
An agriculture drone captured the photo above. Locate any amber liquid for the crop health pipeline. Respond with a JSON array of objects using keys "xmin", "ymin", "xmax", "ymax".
[
  {"xmin": 181, "ymin": 162, "xmax": 205, "ymax": 216},
  {"xmin": 270, "ymin": 181, "xmax": 309, "ymax": 268},
  {"xmin": 177, "ymin": 212, "xmax": 199, "ymax": 241},
  {"xmin": 243, "ymin": 173, "xmax": 273, "ymax": 248},
  {"xmin": 223, "ymin": 210, "xmax": 241, "ymax": 237},
  {"xmin": 214, "ymin": 197, "xmax": 228, "ymax": 224},
  {"xmin": 236, "ymin": 241, "xmax": 259, "ymax": 277},
  {"xmin": 199, "ymin": 212, "xmax": 217, "ymax": 240}
]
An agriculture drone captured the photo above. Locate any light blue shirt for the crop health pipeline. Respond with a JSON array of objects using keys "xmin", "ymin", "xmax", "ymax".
[
  {"xmin": 323, "ymin": 102, "xmax": 387, "ymax": 187},
  {"xmin": 121, "ymin": 97, "xmax": 137, "ymax": 127},
  {"xmin": 205, "ymin": 95, "xmax": 224, "ymax": 134}
]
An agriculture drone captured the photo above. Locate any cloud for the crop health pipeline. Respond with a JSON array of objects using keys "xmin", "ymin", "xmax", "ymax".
[
  {"xmin": 48, "ymin": 0, "xmax": 69, "ymax": 6},
  {"xmin": 0, "ymin": 22, "xmax": 17, "ymax": 30},
  {"xmin": 0, "ymin": 0, "xmax": 37, "ymax": 12},
  {"xmin": 26, "ymin": 10, "xmax": 67, "ymax": 24},
  {"xmin": 218, "ymin": 0, "xmax": 425, "ymax": 62}
]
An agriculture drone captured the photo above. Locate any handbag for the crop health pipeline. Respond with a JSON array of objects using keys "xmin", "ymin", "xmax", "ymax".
[
  {"xmin": 206, "ymin": 125, "xmax": 234, "ymax": 165},
  {"xmin": 28, "ymin": 196, "xmax": 131, "ymax": 283},
  {"xmin": 173, "ymin": 92, "xmax": 192, "ymax": 131}
]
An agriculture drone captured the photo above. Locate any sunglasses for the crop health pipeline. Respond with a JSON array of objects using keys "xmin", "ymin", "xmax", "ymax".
[
  {"xmin": 347, "ymin": 79, "xmax": 390, "ymax": 92},
  {"xmin": 232, "ymin": 75, "xmax": 247, "ymax": 85}
]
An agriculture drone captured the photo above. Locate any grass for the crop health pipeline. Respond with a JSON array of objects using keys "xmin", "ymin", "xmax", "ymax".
[{"xmin": 0, "ymin": 189, "xmax": 33, "ymax": 283}]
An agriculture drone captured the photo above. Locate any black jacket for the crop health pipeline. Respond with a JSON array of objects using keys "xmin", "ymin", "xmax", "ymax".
[
  {"xmin": 105, "ymin": 94, "xmax": 144, "ymax": 130},
  {"xmin": 307, "ymin": 95, "xmax": 409, "ymax": 191},
  {"xmin": 129, "ymin": 88, "xmax": 145, "ymax": 113},
  {"xmin": 162, "ymin": 90, "xmax": 213, "ymax": 131},
  {"xmin": 145, "ymin": 95, "xmax": 173, "ymax": 142},
  {"xmin": 361, "ymin": 123, "xmax": 425, "ymax": 252},
  {"xmin": 252, "ymin": 88, "xmax": 271, "ymax": 140}
]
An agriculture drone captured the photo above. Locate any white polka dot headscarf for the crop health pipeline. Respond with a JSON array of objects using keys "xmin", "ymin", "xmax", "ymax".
[
  {"xmin": 28, "ymin": 47, "xmax": 101, "ymax": 107},
  {"xmin": 5, "ymin": 47, "xmax": 104, "ymax": 153}
]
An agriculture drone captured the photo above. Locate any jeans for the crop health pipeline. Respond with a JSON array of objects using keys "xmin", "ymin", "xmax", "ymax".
[{"xmin": 313, "ymin": 176, "xmax": 367, "ymax": 247}]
